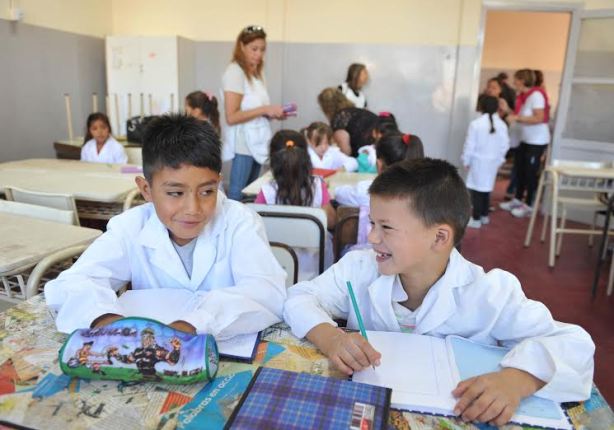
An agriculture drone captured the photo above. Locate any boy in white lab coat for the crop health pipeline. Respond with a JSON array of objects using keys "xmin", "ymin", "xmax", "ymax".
[
  {"xmin": 283, "ymin": 158, "xmax": 594, "ymax": 427},
  {"xmin": 46, "ymin": 114, "xmax": 286, "ymax": 338}
]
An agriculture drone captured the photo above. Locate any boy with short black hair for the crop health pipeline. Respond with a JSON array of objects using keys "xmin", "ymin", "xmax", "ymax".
[
  {"xmin": 46, "ymin": 114, "xmax": 286, "ymax": 338},
  {"xmin": 284, "ymin": 158, "xmax": 594, "ymax": 427}
]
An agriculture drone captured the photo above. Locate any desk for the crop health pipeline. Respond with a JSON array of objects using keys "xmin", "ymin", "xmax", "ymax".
[
  {"xmin": 0, "ymin": 213, "xmax": 101, "ymax": 300},
  {"xmin": 0, "ymin": 296, "xmax": 611, "ymax": 429},
  {"xmin": 242, "ymin": 171, "xmax": 376, "ymax": 198},
  {"xmin": 0, "ymin": 159, "xmax": 141, "ymax": 220}
]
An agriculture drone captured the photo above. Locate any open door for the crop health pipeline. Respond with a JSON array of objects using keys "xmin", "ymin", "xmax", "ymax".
[{"xmin": 552, "ymin": 9, "xmax": 614, "ymax": 161}]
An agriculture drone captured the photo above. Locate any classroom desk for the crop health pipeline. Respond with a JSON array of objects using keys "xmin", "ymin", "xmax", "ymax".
[
  {"xmin": 0, "ymin": 213, "xmax": 101, "ymax": 301},
  {"xmin": 0, "ymin": 295, "xmax": 611, "ymax": 429},
  {"xmin": 0, "ymin": 158, "xmax": 141, "ymax": 220},
  {"xmin": 242, "ymin": 171, "xmax": 377, "ymax": 198}
]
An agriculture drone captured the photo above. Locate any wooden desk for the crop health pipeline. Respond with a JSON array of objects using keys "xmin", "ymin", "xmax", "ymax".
[
  {"xmin": 242, "ymin": 171, "xmax": 376, "ymax": 198},
  {"xmin": 0, "ymin": 213, "xmax": 101, "ymax": 300},
  {"xmin": 0, "ymin": 295, "xmax": 611, "ymax": 429}
]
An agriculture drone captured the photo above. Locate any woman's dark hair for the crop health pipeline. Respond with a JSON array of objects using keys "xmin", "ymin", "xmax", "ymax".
[
  {"xmin": 269, "ymin": 130, "xmax": 314, "ymax": 206},
  {"xmin": 374, "ymin": 112, "xmax": 399, "ymax": 136},
  {"xmin": 301, "ymin": 121, "xmax": 332, "ymax": 147},
  {"xmin": 232, "ymin": 25, "xmax": 266, "ymax": 81},
  {"xmin": 514, "ymin": 69, "xmax": 536, "ymax": 88},
  {"xmin": 84, "ymin": 112, "xmax": 112, "ymax": 145},
  {"xmin": 345, "ymin": 63, "xmax": 367, "ymax": 92},
  {"xmin": 376, "ymin": 132, "xmax": 424, "ymax": 167},
  {"xmin": 142, "ymin": 114, "xmax": 221, "ymax": 182},
  {"xmin": 478, "ymin": 95, "xmax": 499, "ymax": 134},
  {"xmin": 185, "ymin": 91, "xmax": 221, "ymax": 134},
  {"xmin": 533, "ymin": 69, "xmax": 544, "ymax": 87}
]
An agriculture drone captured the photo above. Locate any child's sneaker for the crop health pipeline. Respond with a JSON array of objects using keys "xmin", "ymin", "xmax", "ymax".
[
  {"xmin": 511, "ymin": 204, "xmax": 533, "ymax": 218},
  {"xmin": 499, "ymin": 198, "xmax": 523, "ymax": 211},
  {"xmin": 467, "ymin": 218, "xmax": 481, "ymax": 229},
  {"xmin": 480, "ymin": 216, "xmax": 490, "ymax": 225}
]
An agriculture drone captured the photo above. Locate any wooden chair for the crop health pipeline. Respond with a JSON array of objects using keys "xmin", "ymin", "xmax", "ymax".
[
  {"xmin": 53, "ymin": 142, "xmax": 81, "ymax": 160},
  {"xmin": 334, "ymin": 206, "xmax": 359, "ymax": 262},
  {"xmin": 270, "ymin": 242, "xmax": 299, "ymax": 288},
  {"xmin": 5, "ymin": 186, "xmax": 80, "ymax": 226}
]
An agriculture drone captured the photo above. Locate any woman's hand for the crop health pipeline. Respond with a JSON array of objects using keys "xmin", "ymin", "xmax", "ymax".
[{"xmin": 264, "ymin": 105, "xmax": 285, "ymax": 120}]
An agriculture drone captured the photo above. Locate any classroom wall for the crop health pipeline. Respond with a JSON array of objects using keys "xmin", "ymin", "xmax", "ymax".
[{"xmin": 0, "ymin": 19, "xmax": 106, "ymax": 162}]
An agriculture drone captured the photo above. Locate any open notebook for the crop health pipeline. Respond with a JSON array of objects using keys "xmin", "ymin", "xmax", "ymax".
[
  {"xmin": 352, "ymin": 331, "xmax": 572, "ymax": 430},
  {"xmin": 116, "ymin": 289, "xmax": 260, "ymax": 362}
]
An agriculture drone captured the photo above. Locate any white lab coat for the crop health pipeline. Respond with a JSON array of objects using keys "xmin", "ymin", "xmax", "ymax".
[
  {"xmin": 308, "ymin": 146, "xmax": 358, "ymax": 172},
  {"xmin": 283, "ymin": 249, "xmax": 595, "ymax": 402},
  {"xmin": 339, "ymin": 82, "xmax": 366, "ymax": 109},
  {"xmin": 462, "ymin": 114, "xmax": 510, "ymax": 192},
  {"xmin": 81, "ymin": 137, "xmax": 128, "ymax": 164},
  {"xmin": 45, "ymin": 192, "xmax": 287, "ymax": 339},
  {"xmin": 335, "ymin": 180, "xmax": 373, "ymax": 246}
]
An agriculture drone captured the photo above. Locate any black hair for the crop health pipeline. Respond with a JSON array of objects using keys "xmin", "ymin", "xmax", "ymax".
[
  {"xmin": 345, "ymin": 63, "xmax": 367, "ymax": 92},
  {"xmin": 84, "ymin": 112, "xmax": 112, "ymax": 145},
  {"xmin": 269, "ymin": 129, "xmax": 314, "ymax": 206},
  {"xmin": 369, "ymin": 158, "xmax": 471, "ymax": 245},
  {"xmin": 376, "ymin": 132, "xmax": 424, "ymax": 167},
  {"xmin": 141, "ymin": 114, "xmax": 221, "ymax": 182},
  {"xmin": 185, "ymin": 91, "xmax": 221, "ymax": 134},
  {"xmin": 374, "ymin": 113, "xmax": 399, "ymax": 136},
  {"xmin": 478, "ymin": 95, "xmax": 499, "ymax": 134},
  {"xmin": 533, "ymin": 69, "xmax": 544, "ymax": 87}
]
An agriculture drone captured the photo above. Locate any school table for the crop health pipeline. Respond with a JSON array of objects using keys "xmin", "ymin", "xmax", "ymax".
[
  {"xmin": 0, "ymin": 213, "xmax": 101, "ymax": 301},
  {"xmin": 242, "ymin": 170, "xmax": 377, "ymax": 198},
  {"xmin": 0, "ymin": 295, "xmax": 611, "ymax": 429},
  {"xmin": 0, "ymin": 158, "xmax": 142, "ymax": 220}
]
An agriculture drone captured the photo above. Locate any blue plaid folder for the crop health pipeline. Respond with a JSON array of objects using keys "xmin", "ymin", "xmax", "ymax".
[{"xmin": 224, "ymin": 367, "xmax": 391, "ymax": 430}]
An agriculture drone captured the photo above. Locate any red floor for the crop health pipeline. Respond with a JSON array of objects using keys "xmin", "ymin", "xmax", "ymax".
[{"xmin": 461, "ymin": 180, "xmax": 614, "ymax": 405}]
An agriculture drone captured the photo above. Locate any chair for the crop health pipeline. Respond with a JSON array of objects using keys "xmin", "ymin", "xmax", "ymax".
[
  {"xmin": 124, "ymin": 145, "xmax": 143, "ymax": 165},
  {"xmin": 5, "ymin": 186, "xmax": 80, "ymax": 226},
  {"xmin": 53, "ymin": 142, "xmax": 81, "ymax": 160},
  {"xmin": 122, "ymin": 188, "xmax": 145, "ymax": 212},
  {"xmin": 592, "ymin": 194, "xmax": 614, "ymax": 298},
  {"xmin": 0, "ymin": 200, "xmax": 75, "ymax": 225},
  {"xmin": 334, "ymin": 206, "xmax": 359, "ymax": 262},
  {"xmin": 270, "ymin": 242, "xmax": 299, "ymax": 288},
  {"xmin": 25, "ymin": 245, "xmax": 89, "ymax": 299},
  {"xmin": 247, "ymin": 203, "xmax": 327, "ymax": 275}
]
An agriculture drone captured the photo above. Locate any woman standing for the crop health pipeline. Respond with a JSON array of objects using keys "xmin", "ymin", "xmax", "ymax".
[
  {"xmin": 500, "ymin": 69, "xmax": 550, "ymax": 218},
  {"xmin": 223, "ymin": 25, "xmax": 285, "ymax": 201},
  {"xmin": 338, "ymin": 63, "xmax": 369, "ymax": 108}
]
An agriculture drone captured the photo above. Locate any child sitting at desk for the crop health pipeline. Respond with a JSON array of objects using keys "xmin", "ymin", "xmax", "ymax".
[
  {"xmin": 303, "ymin": 121, "xmax": 358, "ymax": 172},
  {"xmin": 81, "ymin": 112, "xmax": 128, "ymax": 164},
  {"xmin": 185, "ymin": 90, "xmax": 221, "ymax": 135},
  {"xmin": 284, "ymin": 158, "xmax": 594, "ymax": 427},
  {"xmin": 46, "ymin": 114, "xmax": 286, "ymax": 338},
  {"xmin": 255, "ymin": 129, "xmax": 335, "ymax": 280}
]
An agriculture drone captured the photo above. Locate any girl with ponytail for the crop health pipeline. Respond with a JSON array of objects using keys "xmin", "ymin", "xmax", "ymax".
[{"xmin": 462, "ymin": 95, "xmax": 510, "ymax": 229}]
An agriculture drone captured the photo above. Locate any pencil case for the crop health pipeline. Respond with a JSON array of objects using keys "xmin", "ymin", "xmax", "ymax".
[{"xmin": 59, "ymin": 317, "xmax": 218, "ymax": 384}]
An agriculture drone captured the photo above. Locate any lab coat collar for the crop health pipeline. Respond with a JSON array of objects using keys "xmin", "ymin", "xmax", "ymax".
[{"xmin": 137, "ymin": 193, "xmax": 227, "ymax": 289}]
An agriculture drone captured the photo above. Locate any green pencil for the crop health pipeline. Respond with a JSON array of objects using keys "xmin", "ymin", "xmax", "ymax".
[{"xmin": 346, "ymin": 281, "xmax": 374, "ymax": 370}]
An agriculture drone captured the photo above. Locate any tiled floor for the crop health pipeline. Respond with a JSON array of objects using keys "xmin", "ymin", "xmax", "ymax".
[{"xmin": 461, "ymin": 180, "xmax": 614, "ymax": 405}]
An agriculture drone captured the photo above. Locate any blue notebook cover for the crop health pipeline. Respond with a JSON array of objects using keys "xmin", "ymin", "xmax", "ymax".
[{"xmin": 225, "ymin": 367, "xmax": 392, "ymax": 430}]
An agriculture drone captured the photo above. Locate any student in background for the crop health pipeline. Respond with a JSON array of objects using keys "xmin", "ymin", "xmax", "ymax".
[
  {"xmin": 255, "ymin": 130, "xmax": 335, "ymax": 280},
  {"xmin": 463, "ymin": 95, "xmax": 510, "ymax": 229},
  {"xmin": 185, "ymin": 91, "xmax": 221, "ymax": 135},
  {"xmin": 335, "ymin": 132, "xmax": 424, "ymax": 250},
  {"xmin": 47, "ymin": 114, "xmax": 286, "ymax": 337},
  {"xmin": 338, "ymin": 63, "xmax": 369, "ymax": 109},
  {"xmin": 222, "ymin": 25, "xmax": 285, "ymax": 201},
  {"xmin": 318, "ymin": 87, "xmax": 378, "ymax": 157},
  {"xmin": 284, "ymin": 158, "xmax": 594, "ymax": 427},
  {"xmin": 356, "ymin": 112, "xmax": 400, "ymax": 173},
  {"xmin": 81, "ymin": 113, "xmax": 128, "ymax": 164},
  {"xmin": 496, "ymin": 72, "xmax": 516, "ymax": 112},
  {"xmin": 303, "ymin": 122, "xmax": 358, "ymax": 172}
]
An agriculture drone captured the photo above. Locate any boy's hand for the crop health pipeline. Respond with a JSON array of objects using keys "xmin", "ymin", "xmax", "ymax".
[
  {"xmin": 169, "ymin": 320, "xmax": 197, "ymax": 334},
  {"xmin": 307, "ymin": 323, "xmax": 381, "ymax": 375},
  {"xmin": 91, "ymin": 313, "xmax": 123, "ymax": 328},
  {"xmin": 452, "ymin": 367, "xmax": 545, "ymax": 427}
]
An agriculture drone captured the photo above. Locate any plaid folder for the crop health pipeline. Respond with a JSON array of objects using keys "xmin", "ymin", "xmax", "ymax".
[{"xmin": 225, "ymin": 367, "xmax": 391, "ymax": 430}]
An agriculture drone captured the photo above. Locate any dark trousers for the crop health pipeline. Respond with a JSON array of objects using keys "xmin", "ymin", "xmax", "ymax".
[
  {"xmin": 506, "ymin": 147, "xmax": 518, "ymax": 195},
  {"xmin": 470, "ymin": 190, "xmax": 490, "ymax": 220},
  {"xmin": 514, "ymin": 142, "xmax": 547, "ymax": 206}
]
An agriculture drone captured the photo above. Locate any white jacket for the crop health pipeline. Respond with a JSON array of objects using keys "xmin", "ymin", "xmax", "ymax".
[
  {"xmin": 308, "ymin": 146, "xmax": 358, "ymax": 172},
  {"xmin": 283, "ymin": 249, "xmax": 594, "ymax": 402},
  {"xmin": 45, "ymin": 193, "xmax": 287, "ymax": 339},
  {"xmin": 462, "ymin": 114, "xmax": 510, "ymax": 192},
  {"xmin": 81, "ymin": 137, "xmax": 128, "ymax": 164}
]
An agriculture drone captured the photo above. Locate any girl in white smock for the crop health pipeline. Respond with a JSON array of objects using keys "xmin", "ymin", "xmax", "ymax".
[{"xmin": 81, "ymin": 112, "xmax": 127, "ymax": 164}]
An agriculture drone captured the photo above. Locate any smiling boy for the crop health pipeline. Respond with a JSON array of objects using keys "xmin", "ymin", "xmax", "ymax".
[
  {"xmin": 283, "ymin": 158, "xmax": 594, "ymax": 427},
  {"xmin": 46, "ymin": 114, "xmax": 286, "ymax": 338}
]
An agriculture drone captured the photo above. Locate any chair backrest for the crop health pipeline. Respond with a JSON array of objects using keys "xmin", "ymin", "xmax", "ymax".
[
  {"xmin": 5, "ymin": 186, "xmax": 80, "ymax": 225},
  {"xmin": 247, "ymin": 203, "xmax": 327, "ymax": 274},
  {"xmin": 551, "ymin": 159, "xmax": 613, "ymax": 169},
  {"xmin": 270, "ymin": 242, "xmax": 299, "ymax": 288},
  {"xmin": 334, "ymin": 206, "xmax": 359, "ymax": 262},
  {"xmin": 0, "ymin": 200, "xmax": 75, "ymax": 225},
  {"xmin": 125, "ymin": 146, "xmax": 143, "ymax": 165},
  {"xmin": 53, "ymin": 142, "xmax": 81, "ymax": 160}
]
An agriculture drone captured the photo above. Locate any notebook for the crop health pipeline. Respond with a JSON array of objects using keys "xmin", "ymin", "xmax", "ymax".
[
  {"xmin": 117, "ymin": 289, "xmax": 260, "ymax": 362},
  {"xmin": 352, "ymin": 332, "xmax": 572, "ymax": 430},
  {"xmin": 225, "ymin": 367, "xmax": 392, "ymax": 430}
]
